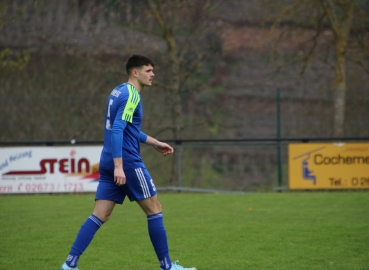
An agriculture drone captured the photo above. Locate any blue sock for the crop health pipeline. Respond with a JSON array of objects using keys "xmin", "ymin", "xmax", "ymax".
[
  {"xmin": 65, "ymin": 214, "xmax": 104, "ymax": 267},
  {"xmin": 147, "ymin": 212, "xmax": 172, "ymax": 270}
]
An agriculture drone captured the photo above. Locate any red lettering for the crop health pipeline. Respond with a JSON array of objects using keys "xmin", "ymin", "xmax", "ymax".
[
  {"xmin": 78, "ymin": 158, "xmax": 90, "ymax": 173},
  {"xmin": 59, "ymin": 159, "xmax": 69, "ymax": 173},
  {"xmin": 5, "ymin": 158, "xmax": 90, "ymax": 175},
  {"xmin": 41, "ymin": 159, "xmax": 57, "ymax": 173},
  {"xmin": 0, "ymin": 186, "xmax": 12, "ymax": 192},
  {"xmin": 71, "ymin": 158, "xmax": 76, "ymax": 173}
]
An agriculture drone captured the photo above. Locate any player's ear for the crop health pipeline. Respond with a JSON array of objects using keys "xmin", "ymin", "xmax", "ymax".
[{"xmin": 131, "ymin": 68, "xmax": 138, "ymax": 78}]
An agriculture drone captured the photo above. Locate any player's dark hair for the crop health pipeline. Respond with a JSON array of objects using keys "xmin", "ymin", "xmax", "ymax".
[{"xmin": 126, "ymin": 54, "xmax": 155, "ymax": 75}]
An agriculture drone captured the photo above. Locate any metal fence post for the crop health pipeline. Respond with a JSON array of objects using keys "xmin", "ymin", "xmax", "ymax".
[
  {"xmin": 277, "ymin": 88, "xmax": 282, "ymax": 190},
  {"xmin": 175, "ymin": 141, "xmax": 182, "ymax": 190}
]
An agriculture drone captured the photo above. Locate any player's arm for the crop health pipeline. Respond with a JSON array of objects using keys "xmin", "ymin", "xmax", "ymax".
[
  {"xmin": 111, "ymin": 118, "xmax": 127, "ymax": 186},
  {"xmin": 139, "ymin": 131, "xmax": 174, "ymax": 156},
  {"xmin": 111, "ymin": 85, "xmax": 140, "ymax": 185}
]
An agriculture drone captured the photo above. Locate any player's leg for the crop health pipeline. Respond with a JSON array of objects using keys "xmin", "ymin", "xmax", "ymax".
[
  {"xmin": 138, "ymin": 195, "xmax": 196, "ymax": 270},
  {"xmin": 137, "ymin": 193, "xmax": 162, "ymax": 214},
  {"xmin": 61, "ymin": 200, "xmax": 115, "ymax": 270},
  {"xmin": 126, "ymin": 167, "xmax": 196, "ymax": 270},
  {"xmin": 61, "ymin": 168, "xmax": 126, "ymax": 270},
  {"xmin": 137, "ymin": 195, "xmax": 171, "ymax": 269}
]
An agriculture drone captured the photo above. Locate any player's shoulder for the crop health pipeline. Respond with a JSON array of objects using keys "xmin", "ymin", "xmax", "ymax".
[{"xmin": 110, "ymin": 83, "xmax": 129, "ymax": 99}]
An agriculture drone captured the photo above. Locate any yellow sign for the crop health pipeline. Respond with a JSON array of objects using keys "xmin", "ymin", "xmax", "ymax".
[{"xmin": 289, "ymin": 143, "xmax": 369, "ymax": 189}]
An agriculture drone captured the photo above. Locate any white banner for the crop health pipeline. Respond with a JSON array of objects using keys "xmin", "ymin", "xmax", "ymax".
[{"xmin": 0, "ymin": 146, "xmax": 102, "ymax": 194}]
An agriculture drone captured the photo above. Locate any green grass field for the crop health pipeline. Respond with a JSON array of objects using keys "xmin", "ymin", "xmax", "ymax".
[{"xmin": 0, "ymin": 192, "xmax": 368, "ymax": 270}]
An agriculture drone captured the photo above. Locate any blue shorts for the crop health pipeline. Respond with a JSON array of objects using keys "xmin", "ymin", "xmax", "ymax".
[{"xmin": 96, "ymin": 167, "xmax": 157, "ymax": 204}]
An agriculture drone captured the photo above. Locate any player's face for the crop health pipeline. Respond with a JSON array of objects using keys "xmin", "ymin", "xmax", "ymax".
[{"xmin": 137, "ymin": 65, "xmax": 154, "ymax": 87}]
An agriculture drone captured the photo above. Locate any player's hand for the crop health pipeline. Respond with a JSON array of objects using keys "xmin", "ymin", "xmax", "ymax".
[
  {"xmin": 154, "ymin": 142, "xmax": 174, "ymax": 156},
  {"xmin": 114, "ymin": 167, "xmax": 126, "ymax": 186}
]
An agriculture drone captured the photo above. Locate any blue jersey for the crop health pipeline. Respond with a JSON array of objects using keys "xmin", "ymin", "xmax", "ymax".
[{"xmin": 99, "ymin": 83, "xmax": 145, "ymax": 171}]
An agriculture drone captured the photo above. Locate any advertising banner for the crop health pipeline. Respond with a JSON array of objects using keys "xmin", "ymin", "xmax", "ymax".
[
  {"xmin": 0, "ymin": 146, "xmax": 101, "ymax": 194},
  {"xmin": 289, "ymin": 143, "xmax": 369, "ymax": 189}
]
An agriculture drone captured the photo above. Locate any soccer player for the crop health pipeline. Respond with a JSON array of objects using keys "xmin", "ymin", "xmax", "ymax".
[{"xmin": 60, "ymin": 54, "xmax": 196, "ymax": 270}]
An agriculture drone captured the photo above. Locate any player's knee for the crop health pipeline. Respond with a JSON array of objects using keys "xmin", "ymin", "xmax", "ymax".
[
  {"xmin": 93, "ymin": 211, "xmax": 111, "ymax": 223},
  {"xmin": 157, "ymin": 202, "xmax": 162, "ymax": 212},
  {"xmin": 100, "ymin": 213, "xmax": 111, "ymax": 223},
  {"xmin": 150, "ymin": 197, "xmax": 162, "ymax": 212},
  {"xmin": 137, "ymin": 195, "xmax": 163, "ymax": 215}
]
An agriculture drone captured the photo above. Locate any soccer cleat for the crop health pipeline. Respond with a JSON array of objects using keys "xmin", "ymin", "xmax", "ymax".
[
  {"xmin": 60, "ymin": 263, "xmax": 79, "ymax": 270},
  {"xmin": 167, "ymin": 260, "xmax": 197, "ymax": 270}
]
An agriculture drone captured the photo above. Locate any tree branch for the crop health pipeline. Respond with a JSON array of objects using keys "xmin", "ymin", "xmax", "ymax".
[
  {"xmin": 346, "ymin": 55, "xmax": 369, "ymax": 74},
  {"xmin": 321, "ymin": 0, "xmax": 341, "ymax": 35},
  {"xmin": 300, "ymin": 13, "xmax": 326, "ymax": 75}
]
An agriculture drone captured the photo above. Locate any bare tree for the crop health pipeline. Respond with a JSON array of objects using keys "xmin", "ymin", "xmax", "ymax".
[
  {"xmin": 264, "ymin": 0, "xmax": 369, "ymax": 136},
  {"xmin": 132, "ymin": 0, "xmax": 223, "ymax": 139}
]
